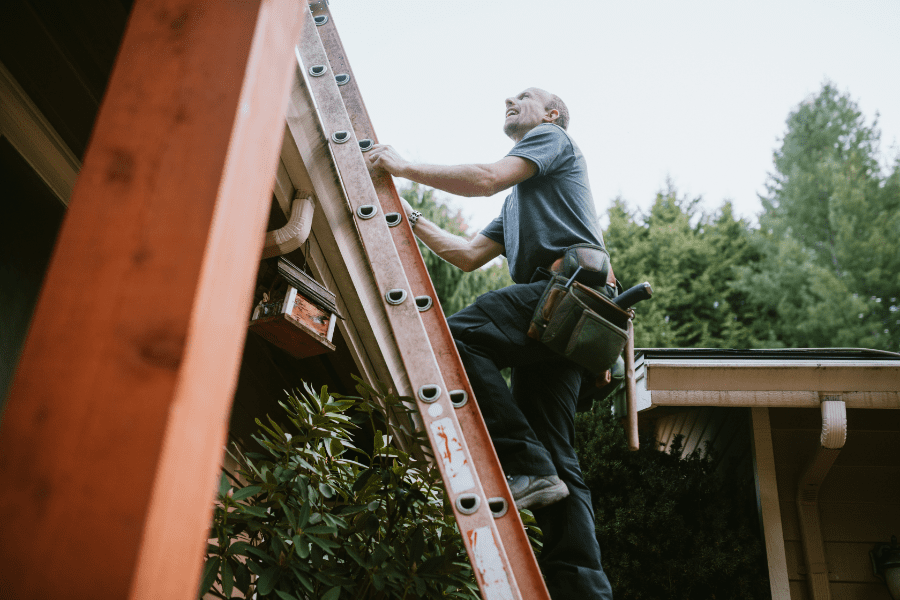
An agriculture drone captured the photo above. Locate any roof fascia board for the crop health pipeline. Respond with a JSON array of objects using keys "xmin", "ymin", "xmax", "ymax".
[
  {"xmin": 0, "ymin": 60, "xmax": 80, "ymax": 205},
  {"xmin": 645, "ymin": 363, "xmax": 899, "ymax": 392},
  {"xmin": 643, "ymin": 359, "xmax": 900, "ymax": 369},
  {"xmin": 639, "ymin": 389, "xmax": 899, "ymax": 410},
  {"xmin": 306, "ymin": 222, "xmax": 390, "ymax": 385},
  {"xmin": 272, "ymin": 156, "xmax": 294, "ymax": 216},
  {"xmin": 635, "ymin": 356, "xmax": 900, "ymax": 410}
]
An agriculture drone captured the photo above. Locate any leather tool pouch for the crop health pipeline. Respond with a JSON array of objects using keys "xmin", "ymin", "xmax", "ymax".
[
  {"xmin": 552, "ymin": 243, "xmax": 611, "ymax": 288},
  {"xmin": 528, "ymin": 274, "xmax": 629, "ymax": 375}
]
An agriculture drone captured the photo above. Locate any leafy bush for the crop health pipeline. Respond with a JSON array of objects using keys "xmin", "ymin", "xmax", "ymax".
[
  {"xmin": 201, "ymin": 379, "xmax": 770, "ymax": 600},
  {"xmin": 201, "ymin": 382, "xmax": 480, "ymax": 600},
  {"xmin": 575, "ymin": 397, "xmax": 771, "ymax": 600}
]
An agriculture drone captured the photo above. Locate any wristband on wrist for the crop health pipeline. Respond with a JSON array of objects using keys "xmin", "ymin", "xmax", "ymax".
[{"xmin": 408, "ymin": 210, "xmax": 422, "ymax": 228}]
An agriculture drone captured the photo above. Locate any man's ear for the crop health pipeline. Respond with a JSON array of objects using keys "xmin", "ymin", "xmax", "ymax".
[{"xmin": 544, "ymin": 109, "xmax": 560, "ymax": 124}]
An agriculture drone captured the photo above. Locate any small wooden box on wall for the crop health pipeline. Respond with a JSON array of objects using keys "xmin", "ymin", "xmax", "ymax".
[{"xmin": 249, "ymin": 258, "xmax": 341, "ymax": 359}]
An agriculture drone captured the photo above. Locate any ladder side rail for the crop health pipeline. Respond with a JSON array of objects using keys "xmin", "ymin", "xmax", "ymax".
[
  {"xmin": 277, "ymin": 123, "xmax": 402, "ymax": 392},
  {"xmin": 295, "ymin": 14, "xmax": 524, "ymax": 600},
  {"xmin": 309, "ymin": 4, "xmax": 551, "ymax": 598},
  {"xmin": 281, "ymin": 82, "xmax": 412, "ymax": 394},
  {"xmin": 282, "ymin": 72, "xmax": 423, "ymax": 457}
]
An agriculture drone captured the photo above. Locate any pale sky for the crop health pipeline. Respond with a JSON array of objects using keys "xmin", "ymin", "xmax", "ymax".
[{"xmin": 327, "ymin": 1, "xmax": 900, "ymax": 231}]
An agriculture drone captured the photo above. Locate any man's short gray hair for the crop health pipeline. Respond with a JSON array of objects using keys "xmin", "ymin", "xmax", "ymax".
[{"xmin": 546, "ymin": 94, "xmax": 569, "ymax": 130}]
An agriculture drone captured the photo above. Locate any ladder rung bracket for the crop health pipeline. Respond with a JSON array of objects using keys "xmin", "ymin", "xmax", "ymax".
[
  {"xmin": 308, "ymin": 4, "xmax": 551, "ymax": 599},
  {"xmin": 297, "ymin": 11, "xmax": 527, "ymax": 600}
]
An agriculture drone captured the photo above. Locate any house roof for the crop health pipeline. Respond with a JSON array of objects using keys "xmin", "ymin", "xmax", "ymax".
[
  {"xmin": 634, "ymin": 347, "xmax": 900, "ymax": 411},
  {"xmin": 638, "ymin": 347, "xmax": 900, "ymax": 361}
]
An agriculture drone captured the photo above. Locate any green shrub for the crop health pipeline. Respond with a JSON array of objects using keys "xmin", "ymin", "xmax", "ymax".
[
  {"xmin": 201, "ymin": 381, "xmax": 480, "ymax": 600},
  {"xmin": 575, "ymin": 398, "xmax": 771, "ymax": 600},
  {"xmin": 201, "ymin": 379, "xmax": 769, "ymax": 600}
]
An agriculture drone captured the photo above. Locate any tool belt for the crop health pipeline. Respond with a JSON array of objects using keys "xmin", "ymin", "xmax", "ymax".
[
  {"xmin": 548, "ymin": 243, "xmax": 613, "ymax": 288},
  {"xmin": 527, "ymin": 244, "xmax": 629, "ymax": 375}
]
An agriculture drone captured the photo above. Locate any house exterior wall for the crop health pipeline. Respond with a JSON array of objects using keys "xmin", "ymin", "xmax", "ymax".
[{"xmin": 770, "ymin": 407, "xmax": 900, "ymax": 599}]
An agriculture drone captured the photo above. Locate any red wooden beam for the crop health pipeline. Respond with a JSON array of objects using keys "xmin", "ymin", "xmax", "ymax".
[{"xmin": 0, "ymin": 1, "xmax": 305, "ymax": 598}]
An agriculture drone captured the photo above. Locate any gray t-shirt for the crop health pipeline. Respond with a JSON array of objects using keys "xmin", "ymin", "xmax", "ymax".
[{"xmin": 481, "ymin": 123, "xmax": 605, "ymax": 284}]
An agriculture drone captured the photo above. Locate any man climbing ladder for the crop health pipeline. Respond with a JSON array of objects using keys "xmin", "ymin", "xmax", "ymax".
[{"xmin": 368, "ymin": 87, "xmax": 615, "ymax": 600}]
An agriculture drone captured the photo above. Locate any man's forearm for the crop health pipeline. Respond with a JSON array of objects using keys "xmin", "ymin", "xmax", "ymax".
[
  {"xmin": 406, "ymin": 211, "xmax": 503, "ymax": 273},
  {"xmin": 412, "ymin": 217, "xmax": 482, "ymax": 272},
  {"xmin": 398, "ymin": 163, "xmax": 498, "ymax": 198},
  {"xmin": 367, "ymin": 144, "xmax": 536, "ymax": 198}
]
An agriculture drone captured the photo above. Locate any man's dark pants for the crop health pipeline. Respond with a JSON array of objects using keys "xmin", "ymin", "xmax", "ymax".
[{"xmin": 447, "ymin": 279, "xmax": 614, "ymax": 600}]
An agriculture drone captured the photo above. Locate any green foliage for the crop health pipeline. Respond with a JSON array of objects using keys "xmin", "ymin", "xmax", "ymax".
[
  {"xmin": 730, "ymin": 235, "xmax": 873, "ymax": 348},
  {"xmin": 201, "ymin": 382, "xmax": 479, "ymax": 600},
  {"xmin": 742, "ymin": 81, "xmax": 900, "ymax": 351},
  {"xmin": 604, "ymin": 82, "xmax": 900, "ymax": 353},
  {"xmin": 401, "ymin": 183, "xmax": 513, "ymax": 315},
  {"xmin": 575, "ymin": 401, "xmax": 771, "ymax": 599},
  {"xmin": 604, "ymin": 186, "xmax": 762, "ymax": 349},
  {"xmin": 764, "ymin": 81, "xmax": 884, "ymax": 255}
]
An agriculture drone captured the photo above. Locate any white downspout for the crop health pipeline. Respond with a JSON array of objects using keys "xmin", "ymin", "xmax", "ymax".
[
  {"xmin": 261, "ymin": 191, "xmax": 315, "ymax": 259},
  {"xmin": 796, "ymin": 396, "xmax": 847, "ymax": 600}
]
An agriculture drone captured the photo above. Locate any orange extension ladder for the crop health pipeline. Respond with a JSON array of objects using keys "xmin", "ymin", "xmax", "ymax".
[{"xmin": 297, "ymin": 4, "xmax": 644, "ymax": 598}]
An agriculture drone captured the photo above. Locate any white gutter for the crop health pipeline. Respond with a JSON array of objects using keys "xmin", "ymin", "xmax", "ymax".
[
  {"xmin": 261, "ymin": 191, "xmax": 315, "ymax": 259},
  {"xmin": 796, "ymin": 396, "xmax": 847, "ymax": 600}
]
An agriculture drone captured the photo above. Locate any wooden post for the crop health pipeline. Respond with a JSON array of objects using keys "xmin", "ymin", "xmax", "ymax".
[
  {"xmin": 750, "ymin": 407, "xmax": 792, "ymax": 598},
  {"xmin": 0, "ymin": 1, "xmax": 305, "ymax": 598},
  {"xmin": 625, "ymin": 318, "xmax": 639, "ymax": 450}
]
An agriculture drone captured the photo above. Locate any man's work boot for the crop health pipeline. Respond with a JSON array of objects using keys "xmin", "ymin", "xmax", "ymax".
[{"xmin": 506, "ymin": 475, "xmax": 569, "ymax": 510}]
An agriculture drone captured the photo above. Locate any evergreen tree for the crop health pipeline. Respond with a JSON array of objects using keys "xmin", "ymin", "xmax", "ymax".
[
  {"xmin": 730, "ymin": 235, "xmax": 873, "ymax": 348},
  {"xmin": 739, "ymin": 82, "xmax": 900, "ymax": 350},
  {"xmin": 604, "ymin": 186, "xmax": 761, "ymax": 349}
]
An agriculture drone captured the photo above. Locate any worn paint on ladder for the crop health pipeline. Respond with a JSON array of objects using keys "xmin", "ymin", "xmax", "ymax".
[
  {"xmin": 429, "ymin": 417, "xmax": 475, "ymax": 493},
  {"xmin": 468, "ymin": 526, "xmax": 515, "ymax": 600}
]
